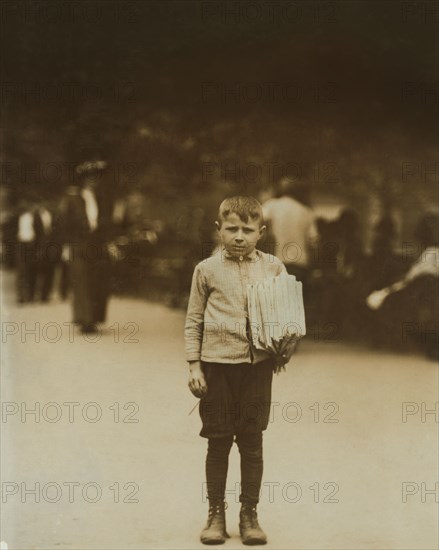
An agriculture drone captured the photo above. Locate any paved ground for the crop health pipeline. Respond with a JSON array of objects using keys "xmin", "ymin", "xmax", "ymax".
[{"xmin": 1, "ymin": 270, "xmax": 438, "ymax": 549}]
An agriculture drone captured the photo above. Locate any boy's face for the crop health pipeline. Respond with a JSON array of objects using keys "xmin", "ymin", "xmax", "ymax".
[{"xmin": 216, "ymin": 212, "xmax": 265, "ymax": 258}]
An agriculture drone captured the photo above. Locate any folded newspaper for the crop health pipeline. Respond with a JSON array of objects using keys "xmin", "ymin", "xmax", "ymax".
[{"xmin": 247, "ymin": 273, "xmax": 306, "ymax": 372}]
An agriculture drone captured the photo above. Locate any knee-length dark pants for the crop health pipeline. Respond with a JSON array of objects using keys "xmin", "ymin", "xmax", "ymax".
[
  {"xmin": 200, "ymin": 359, "xmax": 274, "ymax": 504},
  {"xmin": 199, "ymin": 359, "xmax": 274, "ymax": 439}
]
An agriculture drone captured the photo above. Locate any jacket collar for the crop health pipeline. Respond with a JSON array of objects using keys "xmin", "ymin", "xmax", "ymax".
[{"xmin": 221, "ymin": 247, "xmax": 259, "ymax": 262}]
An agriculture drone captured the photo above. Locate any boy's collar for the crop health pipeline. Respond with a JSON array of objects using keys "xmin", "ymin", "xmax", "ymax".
[{"xmin": 221, "ymin": 247, "xmax": 259, "ymax": 262}]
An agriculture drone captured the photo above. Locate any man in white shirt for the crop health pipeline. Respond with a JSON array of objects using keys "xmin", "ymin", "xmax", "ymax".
[
  {"xmin": 16, "ymin": 199, "xmax": 39, "ymax": 303},
  {"xmin": 262, "ymin": 177, "xmax": 318, "ymax": 283}
]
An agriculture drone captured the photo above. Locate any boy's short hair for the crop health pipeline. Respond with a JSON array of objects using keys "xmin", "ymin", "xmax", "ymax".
[{"xmin": 217, "ymin": 196, "xmax": 264, "ymax": 226}]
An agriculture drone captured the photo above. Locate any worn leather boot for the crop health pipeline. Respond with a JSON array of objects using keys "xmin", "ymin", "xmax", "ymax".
[
  {"xmin": 239, "ymin": 503, "xmax": 267, "ymax": 545},
  {"xmin": 200, "ymin": 501, "xmax": 230, "ymax": 545}
]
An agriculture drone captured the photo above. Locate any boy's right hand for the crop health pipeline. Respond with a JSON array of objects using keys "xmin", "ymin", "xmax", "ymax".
[{"xmin": 188, "ymin": 361, "xmax": 208, "ymax": 398}]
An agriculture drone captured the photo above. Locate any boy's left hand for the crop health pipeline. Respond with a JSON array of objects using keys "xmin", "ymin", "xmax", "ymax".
[{"xmin": 275, "ymin": 353, "xmax": 289, "ymax": 367}]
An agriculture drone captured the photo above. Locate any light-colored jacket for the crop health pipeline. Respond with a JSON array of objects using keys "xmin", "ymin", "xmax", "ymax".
[{"xmin": 185, "ymin": 248, "xmax": 286, "ymax": 364}]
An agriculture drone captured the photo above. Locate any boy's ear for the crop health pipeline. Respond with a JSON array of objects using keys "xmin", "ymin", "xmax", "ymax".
[
  {"xmin": 258, "ymin": 224, "xmax": 266, "ymax": 238},
  {"xmin": 215, "ymin": 221, "xmax": 220, "ymax": 231}
]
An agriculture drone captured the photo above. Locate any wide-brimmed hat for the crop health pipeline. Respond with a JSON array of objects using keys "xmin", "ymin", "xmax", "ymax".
[{"xmin": 75, "ymin": 160, "xmax": 107, "ymax": 176}]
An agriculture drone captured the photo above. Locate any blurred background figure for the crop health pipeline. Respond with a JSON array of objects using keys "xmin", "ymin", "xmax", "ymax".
[
  {"xmin": 366, "ymin": 213, "xmax": 439, "ymax": 359},
  {"xmin": 15, "ymin": 196, "xmax": 39, "ymax": 304},
  {"xmin": 34, "ymin": 197, "xmax": 57, "ymax": 302},
  {"xmin": 172, "ymin": 205, "xmax": 206, "ymax": 307},
  {"xmin": 110, "ymin": 189, "xmax": 163, "ymax": 298},
  {"xmin": 311, "ymin": 208, "xmax": 364, "ymax": 340},
  {"xmin": 262, "ymin": 177, "xmax": 318, "ymax": 335},
  {"xmin": 0, "ymin": 187, "xmax": 16, "ymax": 269},
  {"xmin": 333, "ymin": 208, "xmax": 365, "ymax": 339},
  {"xmin": 58, "ymin": 160, "xmax": 118, "ymax": 334},
  {"xmin": 367, "ymin": 215, "xmax": 404, "ymax": 290},
  {"xmin": 262, "ymin": 176, "xmax": 318, "ymax": 284},
  {"xmin": 334, "ymin": 209, "xmax": 364, "ymax": 282}
]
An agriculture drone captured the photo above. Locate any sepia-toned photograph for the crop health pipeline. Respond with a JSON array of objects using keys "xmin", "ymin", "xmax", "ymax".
[{"xmin": 1, "ymin": 1, "xmax": 438, "ymax": 549}]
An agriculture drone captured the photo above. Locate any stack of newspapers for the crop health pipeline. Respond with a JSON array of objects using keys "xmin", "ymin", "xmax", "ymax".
[{"xmin": 247, "ymin": 273, "xmax": 306, "ymax": 370}]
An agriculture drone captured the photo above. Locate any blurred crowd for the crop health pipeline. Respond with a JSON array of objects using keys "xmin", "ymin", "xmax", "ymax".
[
  {"xmin": 1, "ymin": 169, "xmax": 438, "ymax": 358},
  {"xmin": 259, "ymin": 178, "xmax": 438, "ymax": 360}
]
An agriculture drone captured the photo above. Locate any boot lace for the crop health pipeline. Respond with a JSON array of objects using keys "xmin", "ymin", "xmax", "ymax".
[
  {"xmin": 241, "ymin": 504, "xmax": 259, "ymax": 528},
  {"xmin": 207, "ymin": 501, "xmax": 227, "ymax": 526}
]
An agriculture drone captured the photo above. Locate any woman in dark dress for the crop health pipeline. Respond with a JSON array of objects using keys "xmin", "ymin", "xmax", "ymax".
[{"xmin": 59, "ymin": 161, "xmax": 116, "ymax": 334}]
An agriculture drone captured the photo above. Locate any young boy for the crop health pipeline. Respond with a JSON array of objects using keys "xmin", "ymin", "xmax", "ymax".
[{"xmin": 185, "ymin": 196, "xmax": 286, "ymax": 545}]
